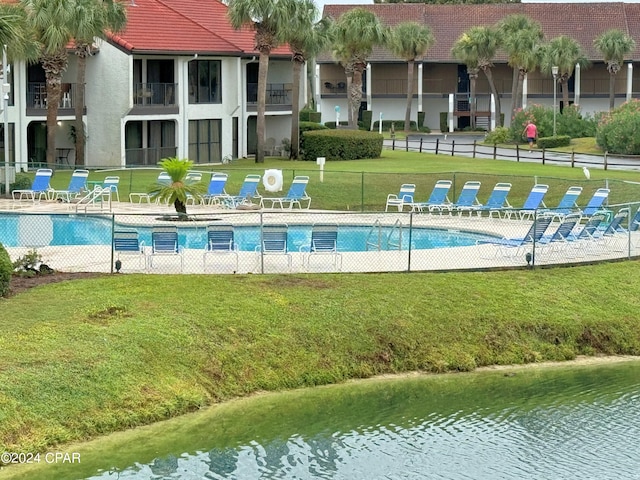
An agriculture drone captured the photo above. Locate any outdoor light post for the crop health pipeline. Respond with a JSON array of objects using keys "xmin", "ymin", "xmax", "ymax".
[
  {"xmin": 2, "ymin": 45, "xmax": 9, "ymax": 199},
  {"xmin": 552, "ymin": 65, "xmax": 559, "ymax": 137}
]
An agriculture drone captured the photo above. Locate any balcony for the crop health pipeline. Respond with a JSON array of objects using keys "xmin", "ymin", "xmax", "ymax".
[
  {"xmin": 133, "ymin": 83, "xmax": 177, "ymax": 107},
  {"xmin": 26, "ymin": 82, "xmax": 78, "ymax": 114},
  {"xmin": 125, "ymin": 146, "xmax": 177, "ymax": 166},
  {"xmin": 246, "ymin": 83, "xmax": 293, "ymax": 111}
]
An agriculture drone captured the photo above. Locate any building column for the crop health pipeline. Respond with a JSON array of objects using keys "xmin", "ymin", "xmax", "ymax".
[
  {"xmin": 522, "ymin": 74, "xmax": 528, "ymax": 110},
  {"xmin": 627, "ymin": 62, "xmax": 633, "ymax": 102},
  {"xmin": 574, "ymin": 63, "xmax": 581, "ymax": 106},
  {"xmin": 315, "ymin": 63, "xmax": 321, "ymax": 115},
  {"xmin": 366, "ymin": 63, "xmax": 372, "ymax": 108},
  {"xmin": 418, "ymin": 63, "xmax": 423, "ymax": 114}
]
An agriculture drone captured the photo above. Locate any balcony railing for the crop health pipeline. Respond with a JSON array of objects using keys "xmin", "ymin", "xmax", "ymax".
[
  {"xmin": 27, "ymin": 82, "xmax": 78, "ymax": 109},
  {"xmin": 246, "ymin": 83, "xmax": 293, "ymax": 105},
  {"xmin": 133, "ymin": 83, "xmax": 177, "ymax": 106},
  {"xmin": 125, "ymin": 146, "xmax": 177, "ymax": 166}
]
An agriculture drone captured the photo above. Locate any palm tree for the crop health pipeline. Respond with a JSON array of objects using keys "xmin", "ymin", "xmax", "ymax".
[
  {"xmin": 69, "ymin": 0, "xmax": 127, "ymax": 166},
  {"xmin": 21, "ymin": 0, "xmax": 76, "ymax": 169},
  {"xmin": 148, "ymin": 158, "xmax": 206, "ymax": 216},
  {"xmin": 330, "ymin": 7, "xmax": 386, "ymax": 129},
  {"xmin": 386, "ymin": 21, "xmax": 434, "ymax": 133},
  {"xmin": 498, "ymin": 14, "xmax": 543, "ymax": 120},
  {"xmin": 594, "ymin": 29, "xmax": 636, "ymax": 111},
  {"xmin": 278, "ymin": 0, "xmax": 331, "ymax": 159},
  {"xmin": 451, "ymin": 33, "xmax": 480, "ymax": 129},
  {"xmin": 540, "ymin": 36, "xmax": 589, "ymax": 112},
  {"xmin": 228, "ymin": 0, "xmax": 292, "ymax": 164},
  {"xmin": 466, "ymin": 26, "xmax": 502, "ymax": 127}
]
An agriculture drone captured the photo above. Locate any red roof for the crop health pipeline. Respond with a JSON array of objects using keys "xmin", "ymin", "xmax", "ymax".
[
  {"xmin": 321, "ymin": 2, "xmax": 640, "ymax": 63},
  {"xmin": 108, "ymin": 0, "xmax": 291, "ymax": 57}
]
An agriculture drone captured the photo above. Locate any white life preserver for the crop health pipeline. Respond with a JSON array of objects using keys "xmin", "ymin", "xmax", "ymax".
[{"xmin": 263, "ymin": 169, "xmax": 283, "ymax": 192}]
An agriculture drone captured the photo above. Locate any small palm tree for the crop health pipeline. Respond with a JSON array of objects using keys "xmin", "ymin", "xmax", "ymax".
[
  {"xmin": 387, "ymin": 21, "xmax": 435, "ymax": 133},
  {"xmin": 148, "ymin": 158, "xmax": 206, "ymax": 217},
  {"xmin": 594, "ymin": 29, "xmax": 636, "ymax": 111}
]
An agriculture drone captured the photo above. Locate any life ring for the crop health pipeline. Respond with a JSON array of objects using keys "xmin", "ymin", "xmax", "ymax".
[{"xmin": 263, "ymin": 169, "xmax": 283, "ymax": 192}]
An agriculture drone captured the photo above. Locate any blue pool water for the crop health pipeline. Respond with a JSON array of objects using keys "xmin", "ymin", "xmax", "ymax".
[{"xmin": 0, "ymin": 214, "xmax": 496, "ymax": 252}]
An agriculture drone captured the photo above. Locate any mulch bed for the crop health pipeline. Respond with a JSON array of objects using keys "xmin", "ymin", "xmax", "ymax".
[{"xmin": 7, "ymin": 271, "xmax": 107, "ymax": 297}]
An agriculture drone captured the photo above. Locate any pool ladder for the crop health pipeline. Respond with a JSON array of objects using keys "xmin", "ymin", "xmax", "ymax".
[
  {"xmin": 365, "ymin": 219, "xmax": 403, "ymax": 251},
  {"xmin": 75, "ymin": 186, "xmax": 113, "ymax": 213}
]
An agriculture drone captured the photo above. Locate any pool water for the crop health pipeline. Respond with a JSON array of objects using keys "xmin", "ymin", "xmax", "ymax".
[{"xmin": 0, "ymin": 214, "xmax": 496, "ymax": 252}]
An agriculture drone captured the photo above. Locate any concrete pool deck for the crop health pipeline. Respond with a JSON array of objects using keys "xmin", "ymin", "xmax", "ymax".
[{"xmin": 1, "ymin": 197, "xmax": 639, "ymax": 274}]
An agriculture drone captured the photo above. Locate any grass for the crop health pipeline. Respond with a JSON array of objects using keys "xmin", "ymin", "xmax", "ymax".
[
  {"xmin": 43, "ymin": 148, "xmax": 640, "ymax": 211},
  {"xmin": 1, "ymin": 266, "xmax": 640, "ymax": 455}
]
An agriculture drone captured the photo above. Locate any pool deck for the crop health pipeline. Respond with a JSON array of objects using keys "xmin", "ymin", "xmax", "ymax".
[{"xmin": 2, "ymin": 197, "xmax": 639, "ymax": 274}]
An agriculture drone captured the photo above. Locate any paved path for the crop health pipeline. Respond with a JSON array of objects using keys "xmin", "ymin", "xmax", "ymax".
[{"xmin": 385, "ymin": 135, "xmax": 640, "ymax": 173}]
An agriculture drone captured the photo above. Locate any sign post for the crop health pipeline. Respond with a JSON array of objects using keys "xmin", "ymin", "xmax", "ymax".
[{"xmin": 334, "ymin": 105, "xmax": 340, "ymax": 128}]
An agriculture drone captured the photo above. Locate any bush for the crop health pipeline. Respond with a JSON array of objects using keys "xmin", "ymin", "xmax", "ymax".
[
  {"xmin": 418, "ymin": 111, "xmax": 425, "ymax": 128},
  {"xmin": 485, "ymin": 127, "xmax": 511, "ymax": 144},
  {"xmin": 596, "ymin": 100, "xmax": 640, "ymax": 154},
  {"xmin": 361, "ymin": 110, "xmax": 373, "ymax": 131},
  {"xmin": 299, "ymin": 108, "xmax": 321, "ymax": 123},
  {"xmin": 537, "ymin": 135, "xmax": 571, "ymax": 149},
  {"xmin": 300, "ymin": 121, "xmax": 328, "ymax": 133},
  {"xmin": 300, "ymin": 129, "xmax": 383, "ymax": 161},
  {"xmin": 324, "ymin": 121, "xmax": 350, "ymax": 129},
  {"xmin": 511, "ymin": 104, "xmax": 597, "ymax": 143},
  {"xmin": 0, "ymin": 172, "xmax": 31, "ymax": 195},
  {"xmin": 440, "ymin": 112, "xmax": 448, "ymax": 132},
  {"xmin": 0, "ymin": 243, "xmax": 11, "ymax": 297},
  {"xmin": 556, "ymin": 104, "xmax": 597, "ymax": 138},
  {"xmin": 371, "ymin": 120, "xmax": 417, "ymax": 131},
  {"xmin": 510, "ymin": 104, "xmax": 554, "ymax": 141}
]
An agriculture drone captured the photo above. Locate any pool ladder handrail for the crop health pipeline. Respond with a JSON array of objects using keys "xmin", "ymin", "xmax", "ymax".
[
  {"xmin": 75, "ymin": 186, "xmax": 113, "ymax": 213},
  {"xmin": 365, "ymin": 219, "xmax": 403, "ymax": 251}
]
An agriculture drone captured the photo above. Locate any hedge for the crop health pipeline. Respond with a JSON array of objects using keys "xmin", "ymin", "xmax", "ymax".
[
  {"xmin": 301, "ymin": 129, "xmax": 383, "ymax": 161},
  {"xmin": 537, "ymin": 135, "xmax": 571, "ymax": 149},
  {"xmin": 0, "ymin": 243, "xmax": 11, "ymax": 297}
]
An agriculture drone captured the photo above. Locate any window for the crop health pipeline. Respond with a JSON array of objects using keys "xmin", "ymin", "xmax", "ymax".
[
  {"xmin": 188, "ymin": 60, "xmax": 221, "ymax": 104},
  {"xmin": 189, "ymin": 119, "xmax": 221, "ymax": 164}
]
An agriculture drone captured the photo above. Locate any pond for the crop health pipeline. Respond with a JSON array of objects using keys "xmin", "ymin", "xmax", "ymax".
[{"xmin": 4, "ymin": 360, "xmax": 640, "ymax": 480}]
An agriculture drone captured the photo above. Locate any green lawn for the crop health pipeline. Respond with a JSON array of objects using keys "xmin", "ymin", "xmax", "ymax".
[
  {"xmin": 1, "ymin": 266, "xmax": 640, "ymax": 456},
  {"xmin": 43, "ymin": 149, "xmax": 640, "ymax": 211}
]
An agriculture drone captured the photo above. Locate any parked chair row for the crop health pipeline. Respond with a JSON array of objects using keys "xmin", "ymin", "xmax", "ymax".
[{"xmin": 12, "ymin": 168, "xmax": 120, "ymax": 203}]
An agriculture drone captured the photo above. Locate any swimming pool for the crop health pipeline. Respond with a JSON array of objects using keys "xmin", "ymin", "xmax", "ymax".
[{"xmin": 0, "ymin": 214, "xmax": 497, "ymax": 252}]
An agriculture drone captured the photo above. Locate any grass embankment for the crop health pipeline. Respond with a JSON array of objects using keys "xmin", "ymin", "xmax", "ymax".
[
  {"xmin": 2, "ymin": 266, "xmax": 640, "ymax": 454},
  {"xmin": 45, "ymin": 148, "xmax": 640, "ymax": 211}
]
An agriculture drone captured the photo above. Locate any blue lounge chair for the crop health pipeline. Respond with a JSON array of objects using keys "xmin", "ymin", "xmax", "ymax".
[
  {"xmin": 129, "ymin": 171, "xmax": 172, "ymax": 204},
  {"xmin": 566, "ymin": 212, "xmax": 608, "ymax": 256},
  {"xmin": 255, "ymin": 224, "xmax": 292, "ymax": 271},
  {"xmin": 385, "ymin": 183, "xmax": 416, "ymax": 212},
  {"xmin": 300, "ymin": 223, "xmax": 342, "ymax": 271},
  {"xmin": 540, "ymin": 186, "xmax": 582, "ymax": 219},
  {"xmin": 479, "ymin": 215, "xmax": 553, "ymax": 259},
  {"xmin": 580, "ymin": 188, "xmax": 610, "ymax": 218},
  {"xmin": 113, "ymin": 230, "xmax": 146, "ymax": 270},
  {"xmin": 538, "ymin": 213, "xmax": 582, "ymax": 254},
  {"xmin": 260, "ymin": 175, "xmax": 311, "ymax": 209},
  {"xmin": 503, "ymin": 183, "xmax": 549, "ymax": 220},
  {"xmin": 473, "ymin": 182, "xmax": 512, "ymax": 217},
  {"xmin": 225, "ymin": 174, "xmax": 262, "ymax": 208},
  {"xmin": 595, "ymin": 207, "xmax": 629, "ymax": 252},
  {"xmin": 52, "ymin": 169, "xmax": 90, "ymax": 202},
  {"xmin": 203, "ymin": 223, "xmax": 238, "ymax": 272},
  {"xmin": 147, "ymin": 225, "xmax": 183, "ymax": 272},
  {"xmin": 412, "ymin": 180, "xmax": 452, "ymax": 212},
  {"xmin": 12, "ymin": 168, "xmax": 53, "ymax": 202},
  {"xmin": 452, "ymin": 180, "xmax": 481, "ymax": 214},
  {"xmin": 201, "ymin": 173, "xmax": 229, "ymax": 205}
]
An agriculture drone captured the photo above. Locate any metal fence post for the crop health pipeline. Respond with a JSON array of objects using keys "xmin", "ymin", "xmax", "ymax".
[
  {"xmin": 435, "ymin": 138, "xmax": 439, "ymax": 155},
  {"xmin": 361, "ymin": 171, "xmax": 365, "ymax": 212},
  {"xmin": 407, "ymin": 211, "xmax": 413, "ymax": 272},
  {"xmin": 110, "ymin": 213, "xmax": 115, "ymax": 273},
  {"xmin": 451, "ymin": 140, "xmax": 455, "ymax": 156}
]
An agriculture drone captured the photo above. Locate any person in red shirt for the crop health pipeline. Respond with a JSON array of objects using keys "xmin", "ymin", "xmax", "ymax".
[{"xmin": 523, "ymin": 121, "xmax": 538, "ymax": 151}]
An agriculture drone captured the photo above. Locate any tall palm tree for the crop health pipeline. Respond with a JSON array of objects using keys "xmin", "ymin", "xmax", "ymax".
[
  {"xmin": 386, "ymin": 21, "xmax": 434, "ymax": 133},
  {"xmin": 70, "ymin": 0, "xmax": 127, "ymax": 166},
  {"xmin": 330, "ymin": 7, "xmax": 386, "ymax": 129},
  {"xmin": 498, "ymin": 14, "xmax": 543, "ymax": 120},
  {"xmin": 594, "ymin": 29, "xmax": 636, "ymax": 111},
  {"xmin": 540, "ymin": 36, "xmax": 589, "ymax": 112},
  {"xmin": 21, "ymin": 0, "xmax": 75, "ymax": 169},
  {"xmin": 278, "ymin": 0, "xmax": 331, "ymax": 159},
  {"xmin": 465, "ymin": 26, "xmax": 502, "ymax": 127},
  {"xmin": 451, "ymin": 33, "xmax": 480, "ymax": 129},
  {"xmin": 228, "ymin": 0, "xmax": 292, "ymax": 163}
]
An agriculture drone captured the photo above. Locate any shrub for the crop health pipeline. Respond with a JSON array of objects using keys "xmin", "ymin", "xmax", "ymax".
[
  {"xmin": 485, "ymin": 126, "xmax": 510, "ymax": 144},
  {"xmin": 300, "ymin": 121, "xmax": 328, "ymax": 133},
  {"xmin": 0, "ymin": 243, "xmax": 11, "ymax": 297},
  {"xmin": 323, "ymin": 121, "xmax": 350, "ymax": 129},
  {"xmin": 0, "ymin": 172, "xmax": 32, "ymax": 195},
  {"xmin": 510, "ymin": 104, "xmax": 553, "ymax": 141},
  {"xmin": 440, "ymin": 112, "xmax": 448, "ymax": 132},
  {"xmin": 596, "ymin": 100, "xmax": 640, "ymax": 154},
  {"xmin": 537, "ymin": 135, "xmax": 571, "ymax": 149},
  {"xmin": 371, "ymin": 120, "xmax": 417, "ymax": 131},
  {"xmin": 299, "ymin": 108, "xmax": 321, "ymax": 123},
  {"xmin": 301, "ymin": 129, "xmax": 383, "ymax": 161},
  {"xmin": 361, "ymin": 110, "xmax": 373, "ymax": 131},
  {"xmin": 556, "ymin": 104, "xmax": 597, "ymax": 138}
]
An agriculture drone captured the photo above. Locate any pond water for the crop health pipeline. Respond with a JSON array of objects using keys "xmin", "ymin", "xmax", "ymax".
[{"xmin": 4, "ymin": 360, "xmax": 640, "ymax": 480}]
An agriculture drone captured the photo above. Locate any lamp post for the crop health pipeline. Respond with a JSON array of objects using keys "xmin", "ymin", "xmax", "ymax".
[
  {"xmin": 552, "ymin": 65, "xmax": 559, "ymax": 137},
  {"xmin": 2, "ymin": 45, "xmax": 9, "ymax": 198}
]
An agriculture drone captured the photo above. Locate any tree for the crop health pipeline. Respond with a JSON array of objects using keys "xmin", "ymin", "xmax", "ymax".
[
  {"xmin": 540, "ymin": 36, "xmax": 589, "ymax": 113},
  {"xmin": 594, "ymin": 29, "xmax": 636, "ymax": 111},
  {"xmin": 498, "ymin": 14, "xmax": 543, "ymax": 121},
  {"xmin": 451, "ymin": 33, "xmax": 480, "ymax": 129},
  {"xmin": 69, "ymin": 0, "xmax": 127, "ymax": 166},
  {"xmin": 228, "ymin": 0, "xmax": 292, "ymax": 163},
  {"xmin": 21, "ymin": 0, "xmax": 75, "ymax": 169},
  {"xmin": 330, "ymin": 7, "xmax": 386, "ymax": 129},
  {"xmin": 148, "ymin": 158, "xmax": 206, "ymax": 216},
  {"xmin": 278, "ymin": 0, "xmax": 330, "ymax": 159},
  {"xmin": 386, "ymin": 21, "xmax": 434, "ymax": 133}
]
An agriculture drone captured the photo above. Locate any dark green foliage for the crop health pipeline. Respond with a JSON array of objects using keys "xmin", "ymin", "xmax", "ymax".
[
  {"xmin": 0, "ymin": 243, "xmax": 12, "ymax": 297},
  {"xmin": 485, "ymin": 126, "xmax": 511, "ymax": 144},
  {"xmin": 299, "ymin": 108, "xmax": 321, "ymax": 123},
  {"xmin": 0, "ymin": 173, "xmax": 32, "ymax": 195},
  {"xmin": 556, "ymin": 105, "xmax": 597, "ymax": 138},
  {"xmin": 418, "ymin": 111, "xmax": 425, "ymax": 128},
  {"xmin": 511, "ymin": 104, "xmax": 596, "ymax": 143},
  {"xmin": 537, "ymin": 135, "xmax": 571, "ymax": 148},
  {"xmin": 301, "ymin": 130, "xmax": 383, "ymax": 161},
  {"xmin": 324, "ymin": 121, "xmax": 350, "ymax": 129},
  {"xmin": 371, "ymin": 120, "xmax": 417, "ymax": 131},
  {"xmin": 362, "ymin": 110, "xmax": 373, "ymax": 131},
  {"xmin": 596, "ymin": 100, "xmax": 640, "ymax": 154},
  {"xmin": 440, "ymin": 112, "xmax": 448, "ymax": 132},
  {"xmin": 300, "ymin": 121, "xmax": 328, "ymax": 133}
]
